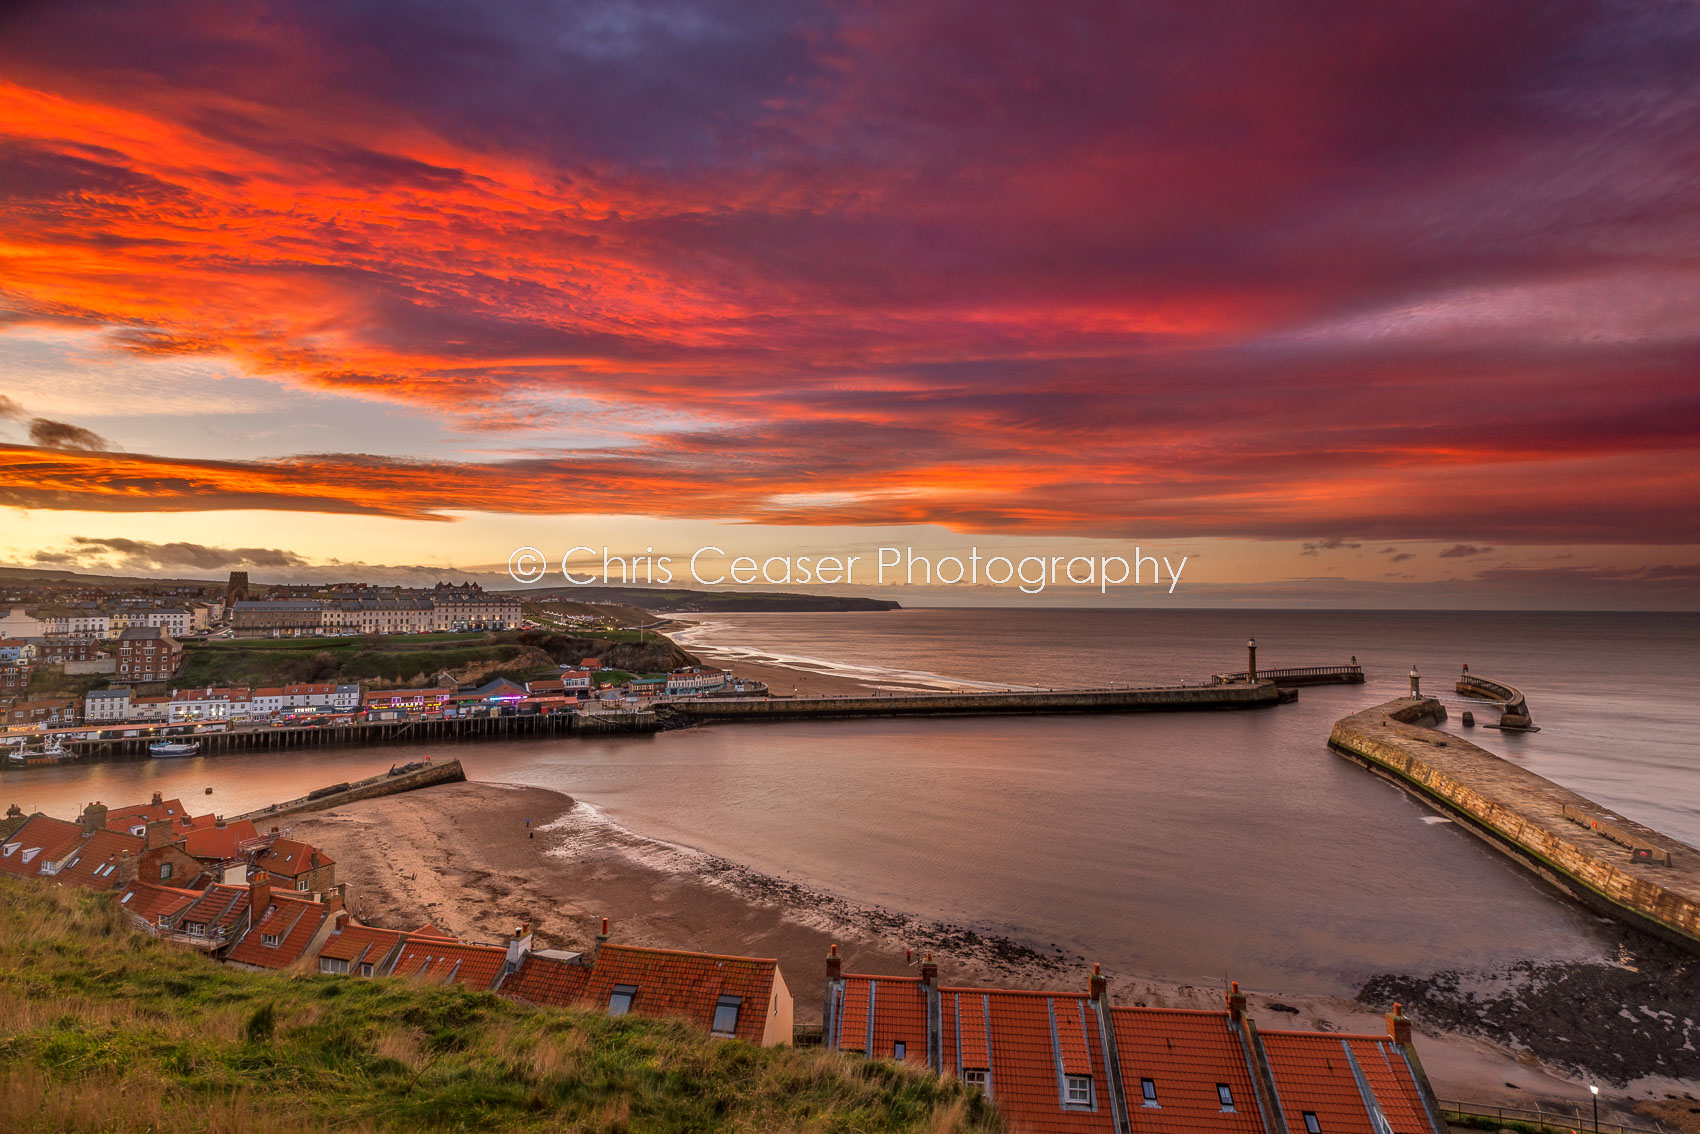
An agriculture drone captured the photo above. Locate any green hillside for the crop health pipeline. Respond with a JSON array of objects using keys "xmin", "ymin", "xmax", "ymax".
[{"xmin": 0, "ymin": 879, "xmax": 997, "ymax": 1132}]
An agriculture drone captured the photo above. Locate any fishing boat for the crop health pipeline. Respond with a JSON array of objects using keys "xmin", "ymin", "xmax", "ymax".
[
  {"xmin": 9, "ymin": 736, "xmax": 74, "ymax": 766},
  {"xmin": 149, "ymin": 739, "xmax": 200, "ymax": 758}
]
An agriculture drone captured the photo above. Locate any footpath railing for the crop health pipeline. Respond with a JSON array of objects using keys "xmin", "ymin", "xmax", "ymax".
[{"xmin": 1437, "ymin": 1098, "xmax": 1667, "ymax": 1134}]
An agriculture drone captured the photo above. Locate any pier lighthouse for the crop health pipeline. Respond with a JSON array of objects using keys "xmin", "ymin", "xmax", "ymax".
[{"xmin": 1247, "ymin": 637, "xmax": 1257, "ymax": 682}]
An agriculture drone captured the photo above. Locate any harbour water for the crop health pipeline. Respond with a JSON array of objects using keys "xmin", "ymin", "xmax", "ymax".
[{"xmin": 5, "ymin": 609, "xmax": 1695, "ymax": 996}]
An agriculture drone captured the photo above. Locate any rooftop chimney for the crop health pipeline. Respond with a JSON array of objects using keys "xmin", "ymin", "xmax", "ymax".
[
  {"xmin": 1386, "ymin": 1002, "xmax": 1412, "ymax": 1045},
  {"xmin": 81, "ymin": 801, "xmax": 109, "ymax": 835},
  {"xmin": 920, "ymin": 953, "xmax": 938, "ymax": 987},
  {"xmin": 506, "ymin": 922, "xmax": 534, "ymax": 971},
  {"xmin": 594, "ymin": 916, "xmax": 611, "ymax": 960},
  {"xmin": 1089, "ymin": 962, "xmax": 1108, "ymax": 1002},
  {"xmin": 151, "ymin": 791, "xmax": 163, "ymax": 807},
  {"xmin": 249, "ymin": 877, "xmax": 272, "ymax": 915},
  {"xmin": 144, "ymin": 818, "xmax": 173, "ymax": 851},
  {"xmin": 827, "ymin": 943, "xmax": 842, "ymax": 982},
  {"xmin": 1226, "ymin": 980, "xmax": 1247, "ymax": 1021}
]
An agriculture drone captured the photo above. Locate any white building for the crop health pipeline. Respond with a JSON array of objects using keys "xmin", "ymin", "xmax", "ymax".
[
  {"xmin": 84, "ymin": 687, "xmax": 132, "ymax": 722},
  {"xmin": 665, "ymin": 667, "xmax": 730, "ymax": 696},
  {"xmin": 138, "ymin": 609, "xmax": 192, "ymax": 637},
  {"xmin": 0, "ymin": 608, "xmax": 45, "ymax": 638},
  {"xmin": 247, "ymin": 683, "xmax": 361, "ymax": 715},
  {"xmin": 169, "ymin": 686, "xmax": 253, "ymax": 722},
  {"xmin": 557, "ymin": 667, "xmax": 593, "ymax": 691}
]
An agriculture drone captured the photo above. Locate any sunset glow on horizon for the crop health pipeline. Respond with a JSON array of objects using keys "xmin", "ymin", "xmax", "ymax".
[{"xmin": 2, "ymin": 1, "xmax": 1697, "ymax": 605}]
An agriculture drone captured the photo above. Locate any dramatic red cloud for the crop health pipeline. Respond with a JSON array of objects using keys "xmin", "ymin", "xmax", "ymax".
[{"xmin": 0, "ymin": 0, "xmax": 1696, "ymax": 542}]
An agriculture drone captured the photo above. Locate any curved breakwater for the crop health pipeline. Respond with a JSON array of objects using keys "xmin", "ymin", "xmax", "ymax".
[{"xmin": 1329, "ymin": 696, "xmax": 1700, "ymax": 953}]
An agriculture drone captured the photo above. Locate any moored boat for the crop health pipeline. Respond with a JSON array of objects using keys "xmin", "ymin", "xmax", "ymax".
[{"xmin": 149, "ymin": 739, "xmax": 200, "ymax": 758}]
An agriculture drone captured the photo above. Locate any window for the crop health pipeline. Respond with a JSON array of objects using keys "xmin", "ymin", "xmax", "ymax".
[
  {"xmin": 262, "ymin": 933, "xmax": 281, "ymax": 947},
  {"xmin": 1141, "ymin": 1078, "xmax": 1159, "ymax": 1107},
  {"xmin": 320, "ymin": 957, "xmax": 349, "ymax": 974},
  {"xmin": 1303, "ymin": 1113, "xmax": 1321, "ymax": 1134},
  {"xmin": 712, "ymin": 995, "xmax": 742, "ymax": 1037},
  {"xmin": 893, "ymin": 1041, "xmax": 906, "ymax": 1060},
  {"xmin": 359, "ymin": 963, "xmax": 374, "ymax": 977},
  {"xmin": 159, "ymin": 863, "xmax": 173, "ymax": 880},
  {"xmin": 296, "ymin": 879, "xmax": 309, "ymax": 891},
  {"xmin": 1218, "ymin": 1084, "xmax": 1236, "ymax": 1112},
  {"xmin": 608, "ymin": 985, "xmax": 637, "ymax": 1016},
  {"xmin": 1065, "ymin": 1075, "xmax": 1093, "ymax": 1107},
  {"xmin": 963, "ymin": 1069, "xmax": 990, "ymax": 1097}
]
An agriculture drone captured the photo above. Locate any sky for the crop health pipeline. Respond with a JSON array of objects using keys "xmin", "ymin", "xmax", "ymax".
[{"xmin": 0, "ymin": 0, "xmax": 1697, "ymax": 607}]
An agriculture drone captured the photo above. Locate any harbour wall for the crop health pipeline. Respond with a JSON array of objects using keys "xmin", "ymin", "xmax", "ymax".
[
  {"xmin": 662, "ymin": 681, "xmax": 1284, "ymax": 722},
  {"xmin": 1454, "ymin": 673, "xmax": 1534, "ymax": 729},
  {"xmin": 231, "ymin": 757, "xmax": 467, "ymax": 823},
  {"xmin": 1329, "ymin": 696, "xmax": 1700, "ymax": 954}
]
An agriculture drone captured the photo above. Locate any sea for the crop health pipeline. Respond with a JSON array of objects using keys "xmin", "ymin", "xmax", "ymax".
[{"xmin": 7, "ymin": 609, "xmax": 1696, "ymax": 997}]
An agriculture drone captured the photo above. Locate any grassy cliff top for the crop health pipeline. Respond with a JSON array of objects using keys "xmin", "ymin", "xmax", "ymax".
[{"xmin": 0, "ymin": 879, "xmax": 997, "ymax": 1133}]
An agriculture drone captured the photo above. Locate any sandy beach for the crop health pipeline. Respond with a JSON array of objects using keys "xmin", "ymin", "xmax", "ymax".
[{"xmin": 287, "ymin": 777, "xmax": 1694, "ymax": 1130}]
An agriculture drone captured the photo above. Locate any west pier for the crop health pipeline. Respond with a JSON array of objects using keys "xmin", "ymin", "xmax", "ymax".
[
  {"xmin": 1329, "ymin": 695, "xmax": 1700, "ymax": 954},
  {"xmin": 658, "ymin": 680, "xmax": 1286, "ymax": 722}
]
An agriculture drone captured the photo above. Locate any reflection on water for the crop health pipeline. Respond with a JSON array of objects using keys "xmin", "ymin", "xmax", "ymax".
[{"xmin": 9, "ymin": 609, "xmax": 1694, "ymax": 995}]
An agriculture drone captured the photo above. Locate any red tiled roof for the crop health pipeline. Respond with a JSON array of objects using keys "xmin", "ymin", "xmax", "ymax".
[
  {"xmin": 0, "ymin": 815, "xmax": 84, "ymax": 878},
  {"xmin": 106, "ymin": 799, "xmax": 189, "ymax": 832},
  {"xmin": 501, "ymin": 953, "xmax": 592, "ymax": 1007},
  {"xmin": 181, "ymin": 819, "xmax": 259, "ymax": 862},
  {"xmin": 411, "ymin": 922, "xmax": 454, "ymax": 938},
  {"xmin": 255, "ymin": 837, "xmax": 333, "ymax": 877},
  {"xmin": 178, "ymin": 883, "xmax": 251, "ymax": 933},
  {"xmin": 1261, "ymin": 1032, "xmax": 1439, "ymax": 1134},
  {"xmin": 958, "ymin": 987, "xmax": 1117, "ymax": 1134},
  {"xmin": 583, "ymin": 943, "xmax": 780, "ymax": 1044},
  {"xmin": 51, "ymin": 829, "xmax": 143, "ymax": 890},
  {"xmin": 315, "ymin": 923, "xmax": 408, "ymax": 970},
  {"xmin": 118, "ymin": 881, "xmax": 201, "ymax": 926},
  {"xmin": 834, "ymin": 974, "xmax": 930, "ymax": 1065},
  {"xmin": 1108, "ymin": 1007, "xmax": 1266, "ymax": 1134},
  {"xmin": 226, "ymin": 895, "xmax": 330, "ymax": 969},
  {"xmin": 390, "ymin": 938, "xmax": 508, "ymax": 990}
]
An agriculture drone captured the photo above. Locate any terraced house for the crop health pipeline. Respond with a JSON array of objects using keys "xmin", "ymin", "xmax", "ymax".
[{"xmin": 824, "ymin": 952, "xmax": 1446, "ymax": 1134}]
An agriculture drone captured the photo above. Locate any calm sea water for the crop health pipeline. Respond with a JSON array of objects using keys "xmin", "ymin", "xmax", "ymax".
[{"xmin": 7, "ymin": 610, "xmax": 1695, "ymax": 995}]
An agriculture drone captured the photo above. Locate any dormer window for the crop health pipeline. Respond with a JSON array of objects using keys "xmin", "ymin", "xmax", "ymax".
[
  {"xmin": 262, "ymin": 932, "xmax": 281, "ymax": 947},
  {"xmin": 712, "ymin": 995, "xmax": 742, "ymax": 1037},
  {"xmin": 963, "ymin": 1068, "xmax": 990, "ymax": 1098},
  {"xmin": 608, "ymin": 985, "xmax": 637, "ymax": 1016},
  {"xmin": 1065, "ymin": 1075, "xmax": 1093, "ymax": 1108}
]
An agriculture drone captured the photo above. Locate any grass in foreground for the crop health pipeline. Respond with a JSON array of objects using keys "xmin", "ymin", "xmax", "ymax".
[{"xmin": 0, "ymin": 879, "xmax": 998, "ymax": 1133}]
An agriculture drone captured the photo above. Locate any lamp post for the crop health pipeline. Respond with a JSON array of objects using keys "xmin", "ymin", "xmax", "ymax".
[{"xmin": 1589, "ymin": 1083, "xmax": 1598, "ymax": 1134}]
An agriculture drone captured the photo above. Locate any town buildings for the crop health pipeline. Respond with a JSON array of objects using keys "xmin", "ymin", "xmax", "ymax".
[{"xmin": 231, "ymin": 584, "xmax": 521, "ymax": 638}]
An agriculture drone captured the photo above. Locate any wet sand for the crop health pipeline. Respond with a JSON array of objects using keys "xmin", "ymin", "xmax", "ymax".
[{"xmin": 287, "ymin": 778, "xmax": 1692, "ymax": 1130}]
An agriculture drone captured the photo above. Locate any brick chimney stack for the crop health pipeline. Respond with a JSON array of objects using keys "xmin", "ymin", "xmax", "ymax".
[
  {"xmin": 81, "ymin": 801, "xmax": 108, "ymax": 835},
  {"xmin": 920, "ymin": 953, "xmax": 938, "ymax": 987},
  {"xmin": 144, "ymin": 818, "xmax": 173, "ymax": 850},
  {"xmin": 1226, "ymin": 980, "xmax": 1247, "ymax": 1022},
  {"xmin": 1386, "ymin": 1002, "xmax": 1412, "ymax": 1045},
  {"xmin": 1089, "ymin": 962, "xmax": 1108, "ymax": 1002},
  {"xmin": 827, "ymin": 943, "xmax": 842, "ymax": 981},
  {"xmin": 151, "ymin": 791, "xmax": 163, "ymax": 807},
  {"xmin": 249, "ymin": 877, "xmax": 272, "ymax": 915}
]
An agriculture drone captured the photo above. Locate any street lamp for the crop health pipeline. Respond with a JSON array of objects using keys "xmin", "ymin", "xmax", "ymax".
[{"xmin": 1589, "ymin": 1083, "xmax": 1599, "ymax": 1134}]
